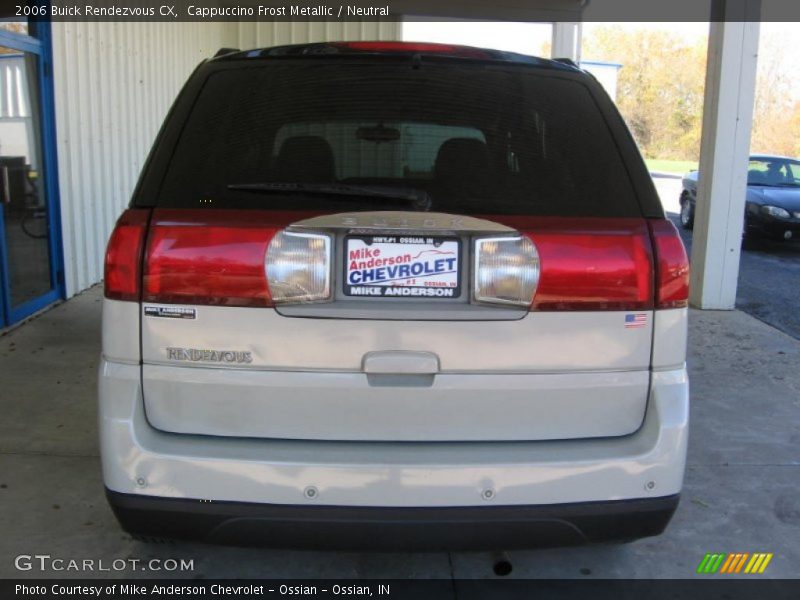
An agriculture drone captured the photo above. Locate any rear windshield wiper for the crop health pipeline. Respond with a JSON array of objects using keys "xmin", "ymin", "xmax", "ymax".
[{"xmin": 227, "ymin": 182, "xmax": 431, "ymax": 208}]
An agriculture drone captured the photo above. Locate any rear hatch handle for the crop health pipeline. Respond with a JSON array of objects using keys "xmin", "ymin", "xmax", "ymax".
[{"xmin": 362, "ymin": 351, "xmax": 440, "ymax": 375}]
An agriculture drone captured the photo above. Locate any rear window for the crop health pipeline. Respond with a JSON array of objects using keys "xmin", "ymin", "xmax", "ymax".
[{"xmin": 157, "ymin": 61, "xmax": 640, "ymax": 217}]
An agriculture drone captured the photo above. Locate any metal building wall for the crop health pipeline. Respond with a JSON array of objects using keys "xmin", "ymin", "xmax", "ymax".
[
  {"xmin": 51, "ymin": 22, "xmax": 229, "ymax": 297},
  {"xmin": 224, "ymin": 20, "xmax": 400, "ymax": 49}
]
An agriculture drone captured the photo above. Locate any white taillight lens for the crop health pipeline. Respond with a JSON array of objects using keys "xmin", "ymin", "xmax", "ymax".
[
  {"xmin": 266, "ymin": 231, "xmax": 331, "ymax": 304},
  {"xmin": 473, "ymin": 236, "xmax": 540, "ymax": 307}
]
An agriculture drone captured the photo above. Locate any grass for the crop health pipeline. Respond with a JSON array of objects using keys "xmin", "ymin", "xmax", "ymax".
[{"xmin": 645, "ymin": 159, "xmax": 699, "ymax": 175}]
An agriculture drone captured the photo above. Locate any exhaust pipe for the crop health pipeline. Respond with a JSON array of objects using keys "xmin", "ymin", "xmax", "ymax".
[{"xmin": 492, "ymin": 551, "xmax": 513, "ymax": 577}]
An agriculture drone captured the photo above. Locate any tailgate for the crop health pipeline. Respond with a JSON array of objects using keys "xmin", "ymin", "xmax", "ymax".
[{"xmin": 139, "ymin": 209, "xmax": 655, "ymax": 442}]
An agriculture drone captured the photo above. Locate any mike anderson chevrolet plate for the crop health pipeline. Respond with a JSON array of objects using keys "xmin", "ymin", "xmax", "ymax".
[{"xmin": 344, "ymin": 235, "xmax": 461, "ymax": 298}]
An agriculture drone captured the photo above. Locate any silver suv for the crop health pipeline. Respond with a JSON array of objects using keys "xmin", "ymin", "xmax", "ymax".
[{"xmin": 100, "ymin": 42, "xmax": 690, "ymax": 549}]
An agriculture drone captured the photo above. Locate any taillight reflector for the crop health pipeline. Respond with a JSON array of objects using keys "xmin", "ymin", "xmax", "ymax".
[
  {"xmin": 143, "ymin": 210, "xmax": 281, "ymax": 307},
  {"xmin": 104, "ymin": 209, "xmax": 149, "ymax": 301},
  {"xmin": 649, "ymin": 219, "xmax": 690, "ymax": 309}
]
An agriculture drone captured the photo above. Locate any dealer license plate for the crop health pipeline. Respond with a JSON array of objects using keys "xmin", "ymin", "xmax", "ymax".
[{"xmin": 343, "ymin": 235, "xmax": 461, "ymax": 299}]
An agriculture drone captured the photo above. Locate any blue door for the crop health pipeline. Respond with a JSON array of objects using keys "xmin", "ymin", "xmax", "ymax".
[{"xmin": 0, "ymin": 20, "xmax": 63, "ymax": 327}]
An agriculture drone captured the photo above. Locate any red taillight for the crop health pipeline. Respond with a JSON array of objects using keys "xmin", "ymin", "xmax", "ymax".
[
  {"xmin": 491, "ymin": 217, "xmax": 655, "ymax": 311},
  {"xmin": 104, "ymin": 209, "xmax": 150, "ymax": 301},
  {"xmin": 649, "ymin": 219, "xmax": 690, "ymax": 309},
  {"xmin": 143, "ymin": 210, "xmax": 282, "ymax": 307}
]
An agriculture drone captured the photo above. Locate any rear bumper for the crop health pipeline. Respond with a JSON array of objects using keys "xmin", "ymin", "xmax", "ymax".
[
  {"xmin": 107, "ymin": 489, "xmax": 679, "ymax": 550},
  {"xmin": 99, "ymin": 359, "xmax": 688, "ymax": 546}
]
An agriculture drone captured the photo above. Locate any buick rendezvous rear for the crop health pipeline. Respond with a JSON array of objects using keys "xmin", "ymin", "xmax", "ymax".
[{"xmin": 100, "ymin": 42, "xmax": 690, "ymax": 549}]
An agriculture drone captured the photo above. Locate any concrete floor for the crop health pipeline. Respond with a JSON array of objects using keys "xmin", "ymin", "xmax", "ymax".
[{"xmin": 1, "ymin": 286, "xmax": 799, "ymax": 580}]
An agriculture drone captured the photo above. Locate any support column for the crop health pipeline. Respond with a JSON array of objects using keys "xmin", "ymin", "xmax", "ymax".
[
  {"xmin": 551, "ymin": 22, "xmax": 581, "ymax": 61},
  {"xmin": 690, "ymin": 2, "xmax": 760, "ymax": 309}
]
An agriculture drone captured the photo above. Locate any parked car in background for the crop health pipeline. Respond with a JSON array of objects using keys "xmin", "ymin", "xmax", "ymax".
[
  {"xmin": 100, "ymin": 42, "xmax": 690, "ymax": 549},
  {"xmin": 680, "ymin": 155, "xmax": 800, "ymax": 241}
]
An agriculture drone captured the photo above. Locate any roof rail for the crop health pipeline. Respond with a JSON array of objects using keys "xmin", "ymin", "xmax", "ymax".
[
  {"xmin": 214, "ymin": 47, "xmax": 240, "ymax": 58},
  {"xmin": 207, "ymin": 43, "xmax": 575, "ymax": 71}
]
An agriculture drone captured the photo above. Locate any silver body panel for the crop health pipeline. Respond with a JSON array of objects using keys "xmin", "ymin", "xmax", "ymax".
[
  {"xmin": 139, "ymin": 303, "xmax": 655, "ymax": 441},
  {"xmin": 100, "ymin": 299, "xmax": 689, "ymax": 505},
  {"xmin": 140, "ymin": 304, "xmax": 653, "ymax": 372},
  {"xmin": 100, "ymin": 359, "xmax": 688, "ymax": 507},
  {"xmin": 651, "ymin": 308, "xmax": 689, "ymax": 370},
  {"xmin": 142, "ymin": 365, "xmax": 649, "ymax": 441},
  {"xmin": 102, "ymin": 299, "xmax": 139, "ymax": 365}
]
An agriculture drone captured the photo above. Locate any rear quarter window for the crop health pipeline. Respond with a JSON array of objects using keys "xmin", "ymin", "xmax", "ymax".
[{"xmin": 155, "ymin": 60, "xmax": 642, "ymax": 217}]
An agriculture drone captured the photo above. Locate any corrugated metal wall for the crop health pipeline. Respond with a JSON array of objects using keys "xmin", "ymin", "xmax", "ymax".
[
  {"xmin": 52, "ymin": 22, "xmax": 230, "ymax": 296},
  {"xmin": 51, "ymin": 20, "xmax": 401, "ymax": 297},
  {"xmin": 224, "ymin": 20, "xmax": 400, "ymax": 49}
]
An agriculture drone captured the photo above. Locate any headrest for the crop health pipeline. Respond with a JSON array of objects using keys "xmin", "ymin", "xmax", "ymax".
[
  {"xmin": 274, "ymin": 136, "xmax": 335, "ymax": 182},
  {"xmin": 434, "ymin": 138, "xmax": 490, "ymax": 181}
]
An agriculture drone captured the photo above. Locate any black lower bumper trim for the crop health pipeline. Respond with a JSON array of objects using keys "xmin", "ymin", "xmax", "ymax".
[
  {"xmin": 106, "ymin": 489, "xmax": 679, "ymax": 550},
  {"xmin": 747, "ymin": 216, "xmax": 800, "ymax": 239}
]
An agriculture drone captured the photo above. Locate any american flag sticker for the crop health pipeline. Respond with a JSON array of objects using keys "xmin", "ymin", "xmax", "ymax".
[{"xmin": 624, "ymin": 313, "xmax": 648, "ymax": 329}]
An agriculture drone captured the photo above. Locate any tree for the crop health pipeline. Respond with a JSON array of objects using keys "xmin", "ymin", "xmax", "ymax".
[
  {"xmin": 582, "ymin": 26, "xmax": 707, "ymax": 161},
  {"xmin": 582, "ymin": 25, "xmax": 800, "ymax": 161},
  {"xmin": 750, "ymin": 34, "xmax": 799, "ymax": 157}
]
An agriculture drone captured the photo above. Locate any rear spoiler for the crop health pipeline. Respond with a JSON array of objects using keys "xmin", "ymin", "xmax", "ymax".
[{"xmin": 214, "ymin": 47, "xmax": 240, "ymax": 58}]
